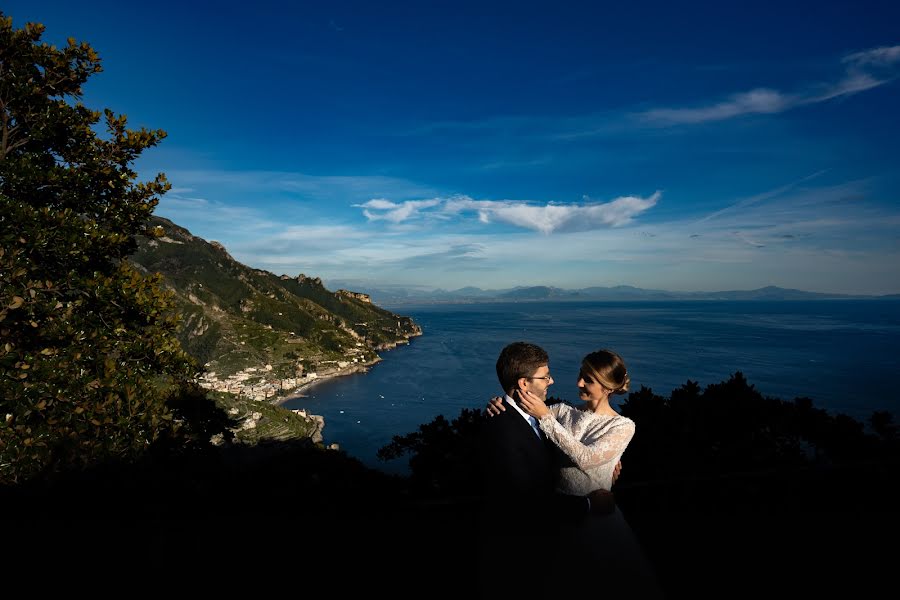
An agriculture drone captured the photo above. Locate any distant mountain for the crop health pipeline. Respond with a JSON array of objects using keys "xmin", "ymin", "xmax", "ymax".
[
  {"xmin": 576, "ymin": 285, "xmax": 679, "ymax": 300},
  {"xmin": 130, "ymin": 217, "xmax": 421, "ymax": 378},
  {"xmin": 687, "ymin": 285, "xmax": 859, "ymax": 301},
  {"xmin": 452, "ymin": 286, "xmax": 497, "ymax": 297},
  {"xmin": 499, "ymin": 286, "xmax": 582, "ymax": 300},
  {"xmin": 575, "ymin": 284, "xmax": 864, "ymax": 301},
  {"xmin": 339, "ymin": 283, "xmax": 885, "ymax": 305}
]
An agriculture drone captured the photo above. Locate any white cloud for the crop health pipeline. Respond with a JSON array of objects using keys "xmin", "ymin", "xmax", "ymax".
[
  {"xmin": 641, "ymin": 89, "xmax": 791, "ymax": 125},
  {"xmin": 351, "ymin": 192, "xmax": 660, "ymax": 233},
  {"xmin": 807, "ymin": 72, "xmax": 884, "ymax": 103},
  {"xmin": 842, "ymin": 45, "xmax": 900, "ymax": 68},
  {"xmin": 355, "ymin": 198, "xmax": 443, "ymax": 223},
  {"xmin": 442, "ymin": 193, "xmax": 660, "ymax": 234},
  {"xmin": 638, "ymin": 44, "xmax": 900, "ymax": 126}
]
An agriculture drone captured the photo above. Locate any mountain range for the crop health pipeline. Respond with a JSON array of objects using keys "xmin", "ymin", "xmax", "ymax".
[{"xmin": 325, "ymin": 282, "xmax": 900, "ymax": 306}]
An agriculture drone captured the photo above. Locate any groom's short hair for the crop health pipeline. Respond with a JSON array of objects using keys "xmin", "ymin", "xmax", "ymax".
[{"xmin": 496, "ymin": 341, "xmax": 549, "ymax": 395}]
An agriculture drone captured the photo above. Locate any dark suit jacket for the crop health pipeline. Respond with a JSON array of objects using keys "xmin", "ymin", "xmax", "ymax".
[
  {"xmin": 478, "ymin": 400, "xmax": 588, "ymax": 533},
  {"xmin": 476, "ymin": 402, "xmax": 588, "ymax": 598}
]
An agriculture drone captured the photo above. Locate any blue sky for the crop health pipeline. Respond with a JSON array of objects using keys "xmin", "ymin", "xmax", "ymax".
[{"xmin": 8, "ymin": 0, "xmax": 900, "ymax": 294}]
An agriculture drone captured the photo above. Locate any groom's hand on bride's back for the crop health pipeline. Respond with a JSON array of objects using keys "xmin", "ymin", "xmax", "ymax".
[
  {"xmin": 485, "ymin": 396, "xmax": 506, "ymax": 416},
  {"xmin": 612, "ymin": 460, "xmax": 622, "ymax": 486}
]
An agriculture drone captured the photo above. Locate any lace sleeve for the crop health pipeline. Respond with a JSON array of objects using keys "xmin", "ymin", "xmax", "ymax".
[{"xmin": 538, "ymin": 413, "xmax": 635, "ymax": 471}]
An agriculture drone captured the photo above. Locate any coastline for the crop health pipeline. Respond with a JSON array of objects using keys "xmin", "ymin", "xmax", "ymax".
[
  {"xmin": 270, "ymin": 332, "xmax": 421, "ymax": 407},
  {"xmin": 270, "ymin": 359, "xmax": 379, "ymax": 406}
]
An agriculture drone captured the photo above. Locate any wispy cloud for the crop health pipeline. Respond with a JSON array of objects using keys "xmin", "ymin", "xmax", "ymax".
[
  {"xmin": 479, "ymin": 156, "xmax": 554, "ymax": 171},
  {"xmin": 384, "ymin": 244, "xmax": 491, "ymax": 271},
  {"xmin": 444, "ymin": 193, "xmax": 661, "ymax": 234},
  {"xmin": 685, "ymin": 177, "xmax": 900, "ymax": 256},
  {"xmin": 354, "ymin": 192, "xmax": 660, "ymax": 234},
  {"xmin": 164, "ymin": 169, "xmax": 438, "ymax": 203},
  {"xmin": 279, "ymin": 175, "xmax": 438, "ymax": 201},
  {"xmin": 244, "ymin": 224, "xmax": 371, "ymax": 254},
  {"xmin": 157, "ymin": 192, "xmax": 277, "ymax": 233},
  {"xmin": 694, "ymin": 170, "xmax": 828, "ymax": 225},
  {"xmin": 154, "ymin": 168, "xmax": 443, "ymax": 242},
  {"xmin": 640, "ymin": 88, "xmax": 792, "ymax": 125},
  {"xmin": 355, "ymin": 198, "xmax": 443, "ymax": 223},
  {"xmin": 732, "ymin": 231, "xmax": 766, "ymax": 248},
  {"xmin": 398, "ymin": 111, "xmax": 626, "ymax": 143},
  {"xmin": 843, "ymin": 45, "xmax": 900, "ymax": 69},
  {"xmin": 394, "ymin": 44, "xmax": 899, "ymax": 143},
  {"xmin": 638, "ymin": 44, "xmax": 900, "ymax": 126}
]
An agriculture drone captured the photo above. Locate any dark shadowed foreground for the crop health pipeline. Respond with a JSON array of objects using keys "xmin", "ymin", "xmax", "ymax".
[
  {"xmin": 3, "ymin": 441, "xmax": 895, "ymax": 598},
  {"xmin": 5, "ymin": 373, "xmax": 899, "ymax": 598}
]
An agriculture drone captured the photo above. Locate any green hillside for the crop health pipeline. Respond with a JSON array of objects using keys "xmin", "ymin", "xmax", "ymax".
[{"xmin": 129, "ymin": 216, "xmax": 421, "ymax": 398}]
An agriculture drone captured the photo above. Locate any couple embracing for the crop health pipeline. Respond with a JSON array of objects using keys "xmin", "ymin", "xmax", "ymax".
[{"xmin": 477, "ymin": 341, "xmax": 662, "ymax": 598}]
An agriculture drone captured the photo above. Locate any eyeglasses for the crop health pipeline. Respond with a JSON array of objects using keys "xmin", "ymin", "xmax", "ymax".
[{"xmin": 526, "ymin": 374, "xmax": 553, "ymax": 381}]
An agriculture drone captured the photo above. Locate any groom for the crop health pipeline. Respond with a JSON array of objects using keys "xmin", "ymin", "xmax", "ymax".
[
  {"xmin": 477, "ymin": 341, "xmax": 613, "ymax": 595},
  {"xmin": 479, "ymin": 341, "xmax": 614, "ymax": 523}
]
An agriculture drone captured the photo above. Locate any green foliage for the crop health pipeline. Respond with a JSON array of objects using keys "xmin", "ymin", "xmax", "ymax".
[
  {"xmin": 173, "ymin": 304, "xmax": 222, "ymax": 365},
  {"xmin": 377, "ymin": 408, "xmax": 487, "ymax": 497},
  {"xmin": 616, "ymin": 371, "xmax": 882, "ymax": 479},
  {"xmin": 0, "ymin": 13, "xmax": 213, "ymax": 483}
]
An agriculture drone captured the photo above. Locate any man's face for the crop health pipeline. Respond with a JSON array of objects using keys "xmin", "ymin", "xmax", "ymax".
[{"xmin": 521, "ymin": 364, "xmax": 553, "ymax": 401}]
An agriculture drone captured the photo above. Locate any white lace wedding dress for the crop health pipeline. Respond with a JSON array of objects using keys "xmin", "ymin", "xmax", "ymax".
[{"xmin": 539, "ymin": 404, "xmax": 665, "ymax": 598}]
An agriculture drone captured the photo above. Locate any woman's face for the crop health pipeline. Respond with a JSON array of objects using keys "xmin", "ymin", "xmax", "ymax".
[{"xmin": 577, "ymin": 369, "xmax": 609, "ymax": 402}]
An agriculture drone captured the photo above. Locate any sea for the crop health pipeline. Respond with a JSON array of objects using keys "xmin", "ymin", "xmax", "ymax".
[{"xmin": 280, "ymin": 300, "xmax": 900, "ymax": 474}]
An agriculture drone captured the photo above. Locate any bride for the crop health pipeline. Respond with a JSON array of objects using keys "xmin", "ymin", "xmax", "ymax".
[{"xmin": 488, "ymin": 349, "xmax": 663, "ymax": 597}]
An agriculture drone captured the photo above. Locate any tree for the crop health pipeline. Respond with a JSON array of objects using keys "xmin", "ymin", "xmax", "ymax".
[
  {"xmin": 377, "ymin": 408, "xmax": 486, "ymax": 497},
  {"xmin": 0, "ymin": 13, "xmax": 208, "ymax": 484}
]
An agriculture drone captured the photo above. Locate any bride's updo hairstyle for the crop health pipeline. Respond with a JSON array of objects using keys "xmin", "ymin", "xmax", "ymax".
[{"xmin": 581, "ymin": 349, "xmax": 630, "ymax": 396}]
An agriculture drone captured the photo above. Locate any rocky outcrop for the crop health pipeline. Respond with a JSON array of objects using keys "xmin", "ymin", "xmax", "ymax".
[
  {"xmin": 336, "ymin": 289, "xmax": 372, "ymax": 303},
  {"xmin": 209, "ymin": 240, "xmax": 236, "ymax": 262},
  {"xmin": 291, "ymin": 409, "xmax": 325, "ymax": 443},
  {"xmin": 296, "ymin": 274, "xmax": 323, "ymax": 286}
]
